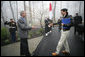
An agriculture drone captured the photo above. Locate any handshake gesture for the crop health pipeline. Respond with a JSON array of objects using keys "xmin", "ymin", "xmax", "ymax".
[
  {"xmin": 32, "ymin": 26, "xmax": 36, "ymax": 29},
  {"xmin": 48, "ymin": 23, "xmax": 53, "ymax": 27},
  {"xmin": 61, "ymin": 23, "xmax": 64, "ymax": 26},
  {"xmin": 48, "ymin": 23, "xmax": 64, "ymax": 27}
]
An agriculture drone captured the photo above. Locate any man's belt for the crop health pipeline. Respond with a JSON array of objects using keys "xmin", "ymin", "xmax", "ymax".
[
  {"xmin": 9, "ymin": 27, "xmax": 16, "ymax": 28},
  {"xmin": 63, "ymin": 29, "xmax": 70, "ymax": 31}
]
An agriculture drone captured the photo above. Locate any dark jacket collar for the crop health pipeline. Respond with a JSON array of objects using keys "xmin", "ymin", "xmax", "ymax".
[{"xmin": 63, "ymin": 14, "xmax": 70, "ymax": 18}]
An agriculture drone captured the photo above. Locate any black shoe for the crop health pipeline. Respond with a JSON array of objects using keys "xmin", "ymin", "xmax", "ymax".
[
  {"xmin": 26, "ymin": 53, "xmax": 31, "ymax": 56},
  {"xmin": 62, "ymin": 50, "xmax": 70, "ymax": 56}
]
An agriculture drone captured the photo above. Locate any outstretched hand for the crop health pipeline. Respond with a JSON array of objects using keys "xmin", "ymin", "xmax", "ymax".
[
  {"xmin": 61, "ymin": 23, "xmax": 64, "ymax": 26},
  {"xmin": 32, "ymin": 26, "xmax": 36, "ymax": 29},
  {"xmin": 49, "ymin": 23, "xmax": 53, "ymax": 26}
]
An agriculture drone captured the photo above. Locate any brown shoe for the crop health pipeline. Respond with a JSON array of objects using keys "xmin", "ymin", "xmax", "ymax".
[
  {"xmin": 52, "ymin": 52, "xmax": 59, "ymax": 56},
  {"xmin": 61, "ymin": 50, "xmax": 70, "ymax": 55}
]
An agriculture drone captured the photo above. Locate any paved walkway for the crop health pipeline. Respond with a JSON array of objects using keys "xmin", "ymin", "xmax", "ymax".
[
  {"xmin": 1, "ymin": 36, "xmax": 43, "ymax": 56},
  {"xmin": 33, "ymin": 27, "xmax": 84, "ymax": 56}
]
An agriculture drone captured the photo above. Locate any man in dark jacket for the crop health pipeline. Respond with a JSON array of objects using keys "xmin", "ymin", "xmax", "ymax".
[
  {"xmin": 74, "ymin": 13, "xmax": 82, "ymax": 34},
  {"xmin": 45, "ymin": 17, "xmax": 52, "ymax": 36},
  {"xmin": 4, "ymin": 19, "xmax": 17, "ymax": 43},
  {"xmin": 52, "ymin": 8, "xmax": 73, "ymax": 56}
]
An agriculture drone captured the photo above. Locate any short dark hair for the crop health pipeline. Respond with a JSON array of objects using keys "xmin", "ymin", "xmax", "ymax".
[
  {"xmin": 61, "ymin": 8, "xmax": 68, "ymax": 12},
  {"xmin": 76, "ymin": 13, "xmax": 78, "ymax": 15},
  {"xmin": 10, "ymin": 19, "xmax": 13, "ymax": 20}
]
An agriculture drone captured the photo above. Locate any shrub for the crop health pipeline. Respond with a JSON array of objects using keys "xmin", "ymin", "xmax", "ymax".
[
  {"xmin": 1, "ymin": 27, "xmax": 10, "ymax": 40},
  {"xmin": 16, "ymin": 32, "xmax": 20, "ymax": 41},
  {"xmin": 1, "ymin": 27, "xmax": 10, "ymax": 46},
  {"xmin": 28, "ymin": 31, "xmax": 33, "ymax": 38},
  {"xmin": 4, "ymin": 39, "xmax": 10, "ymax": 44}
]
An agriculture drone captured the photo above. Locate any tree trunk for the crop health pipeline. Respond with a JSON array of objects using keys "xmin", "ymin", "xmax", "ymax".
[
  {"xmin": 53, "ymin": 1, "xmax": 56, "ymax": 23},
  {"xmin": 24, "ymin": 1, "xmax": 27, "ymax": 19},
  {"xmin": 1, "ymin": 11, "xmax": 5, "ymax": 27},
  {"xmin": 16, "ymin": 1, "xmax": 18, "ymax": 21},
  {"xmin": 24, "ymin": 1, "xmax": 26, "ymax": 11},
  {"xmin": 1, "ymin": 1, "xmax": 6, "ymax": 27},
  {"xmin": 40, "ymin": 1, "xmax": 44, "ymax": 28},
  {"xmin": 33, "ymin": 1, "xmax": 35, "ymax": 25},
  {"xmin": 79, "ymin": 1, "xmax": 81, "ymax": 14},
  {"xmin": 29, "ymin": 1, "xmax": 32, "ymax": 26},
  {"xmin": 9, "ymin": 1, "xmax": 15, "ymax": 21}
]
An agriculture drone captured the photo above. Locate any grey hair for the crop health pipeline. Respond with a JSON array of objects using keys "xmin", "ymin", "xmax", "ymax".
[{"xmin": 20, "ymin": 11, "xmax": 25, "ymax": 16}]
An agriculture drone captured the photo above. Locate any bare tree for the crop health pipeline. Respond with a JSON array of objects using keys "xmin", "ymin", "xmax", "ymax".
[
  {"xmin": 39, "ymin": 1, "xmax": 44, "ymax": 28},
  {"xmin": 1, "ymin": 1, "xmax": 8, "ymax": 36},
  {"xmin": 33, "ymin": 1, "xmax": 35, "ymax": 25},
  {"xmin": 24, "ymin": 1, "xmax": 27, "ymax": 19},
  {"xmin": 24, "ymin": 1, "xmax": 27, "ymax": 11},
  {"xmin": 1, "ymin": 11, "xmax": 5, "ymax": 27},
  {"xmin": 53, "ymin": 1, "xmax": 56, "ymax": 23},
  {"xmin": 9, "ymin": 1, "xmax": 15, "ymax": 21},
  {"xmin": 1, "ymin": 1, "xmax": 6, "ymax": 27},
  {"xmin": 79, "ymin": 1, "xmax": 81, "ymax": 14},
  {"xmin": 29, "ymin": 1, "xmax": 32, "ymax": 26},
  {"xmin": 16, "ymin": 1, "xmax": 18, "ymax": 21},
  {"xmin": 38, "ymin": 16, "xmax": 42, "ymax": 28}
]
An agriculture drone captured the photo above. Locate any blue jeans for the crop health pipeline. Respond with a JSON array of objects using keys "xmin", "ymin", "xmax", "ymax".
[{"xmin": 11, "ymin": 31, "xmax": 16, "ymax": 42}]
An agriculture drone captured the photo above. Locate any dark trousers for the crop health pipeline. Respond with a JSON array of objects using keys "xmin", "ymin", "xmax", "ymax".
[
  {"xmin": 45, "ymin": 25, "xmax": 52, "ymax": 33},
  {"xmin": 74, "ymin": 24, "xmax": 78, "ymax": 34},
  {"xmin": 58, "ymin": 25, "xmax": 61, "ymax": 32},
  {"xmin": 48, "ymin": 26, "xmax": 52, "ymax": 31},
  {"xmin": 20, "ymin": 38, "xmax": 31, "ymax": 56},
  {"xmin": 45, "ymin": 25, "xmax": 49, "ymax": 33},
  {"xmin": 10, "ymin": 31, "xmax": 16, "ymax": 42}
]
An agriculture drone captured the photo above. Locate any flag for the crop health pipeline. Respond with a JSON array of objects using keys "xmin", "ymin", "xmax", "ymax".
[{"xmin": 49, "ymin": 2, "xmax": 53, "ymax": 20}]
